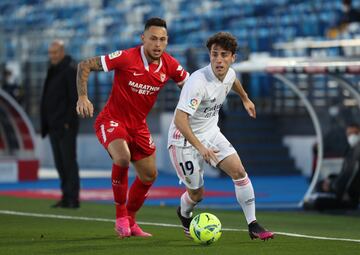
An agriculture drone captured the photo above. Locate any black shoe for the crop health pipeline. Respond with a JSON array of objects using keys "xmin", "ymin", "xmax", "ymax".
[
  {"xmin": 51, "ymin": 200, "xmax": 65, "ymax": 208},
  {"xmin": 177, "ymin": 206, "xmax": 192, "ymax": 238},
  {"xmin": 248, "ymin": 221, "xmax": 274, "ymax": 240},
  {"xmin": 61, "ymin": 201, "xmax": 80, "ymax": 209}
]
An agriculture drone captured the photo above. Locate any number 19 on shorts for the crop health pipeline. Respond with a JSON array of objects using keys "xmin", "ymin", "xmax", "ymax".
[{"xmin": 179, "ymin": 161, "xmax": 194, "ymax": 175}]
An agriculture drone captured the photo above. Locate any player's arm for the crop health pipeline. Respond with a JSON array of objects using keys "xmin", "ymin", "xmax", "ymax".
[
  {"xmin": 232, "ymin": 78, "xmax": 256, "ymax": 118},
  {"xmin": 76, "ymin": 56, "xmax": 103, "ymax": 118},
  {"xmin": 174, "ymin": 109, "xmax": 219, "ymax": 165},
  {"xmin": 176, "ymin": 75, "xmax": 189, "ymax": 89},
  {"xmin": 169, "ymin": 58, "xmax": 189, "ymax": 89}
]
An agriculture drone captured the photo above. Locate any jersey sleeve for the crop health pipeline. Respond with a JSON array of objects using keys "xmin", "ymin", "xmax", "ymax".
[
  {"xmin": 229, "ymin": 67, "xmax": 236, "ymax": 83},
  {"xmin": 168, "ymin": 56, "xmax": 189, "ymax": 84},
  {"xmin": 100, "ymin": 50, "xmax": 129, "ymax": 72},
  {"xmin": 176, "ymin": 74, "xmax": 204, "ymax": 116}
]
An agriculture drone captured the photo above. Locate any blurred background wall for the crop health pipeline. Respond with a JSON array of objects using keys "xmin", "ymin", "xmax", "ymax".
[{"xmin": 0, "ymin": 0, "xmax": 359, "ymax": 177}]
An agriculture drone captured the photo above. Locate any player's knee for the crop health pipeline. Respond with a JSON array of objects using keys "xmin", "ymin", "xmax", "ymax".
[
  {"xmin": 140, "ymin": 171, "xmax": 157, "ymax": 183},
  {"xmin": 112, "ymin": 155, "xmax": 130, "ymax": 168},
  {"xmin": 188, "ymin": 188, "xmax": 204, "ymax": 202},
  {"xmin": 231, "ymin": 167, "xmax": 247, "ymax": 180}
]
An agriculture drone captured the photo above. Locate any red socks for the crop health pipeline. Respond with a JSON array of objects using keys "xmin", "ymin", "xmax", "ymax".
[
  {"xmin": 112, "ymin": 164, "xmax": 128, "ymax": 219},
  {"xmin": 112, "ymin": 164, "xmax": 154, "ymax": 225},
  {"xmin": 127, "ymin": 177, "xmax": 153, "ymax": 226}
]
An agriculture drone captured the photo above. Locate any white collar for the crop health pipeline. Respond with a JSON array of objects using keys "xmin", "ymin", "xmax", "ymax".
[{"xmin": 140, "ymin": 46, "xmax": 163, "ymax": 73}]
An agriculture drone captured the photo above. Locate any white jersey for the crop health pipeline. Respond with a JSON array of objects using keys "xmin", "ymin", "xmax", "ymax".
[{"xmin": 168, "ymin": 64, "xmax": 236, "ymax": 147}]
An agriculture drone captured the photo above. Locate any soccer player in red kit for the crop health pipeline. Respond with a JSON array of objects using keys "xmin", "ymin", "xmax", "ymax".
[{"xmin": 76, "ymin": 17, "xmax": 189, "ymax": 238}]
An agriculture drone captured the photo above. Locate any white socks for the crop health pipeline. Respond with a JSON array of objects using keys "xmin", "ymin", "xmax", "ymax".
[
  {"xmin": 180, "ymin": 191, "xmax": 197, "ymax": 218},
  {"xmin": 233, "ymin": 174, "xmax": 256, "ymax": 224}
]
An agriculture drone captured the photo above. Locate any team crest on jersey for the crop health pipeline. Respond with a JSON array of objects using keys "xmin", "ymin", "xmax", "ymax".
[
  {"xmin": 109, "ymin": 50, "xmax": 122, "ymax": 59},
  {"xmin": 189, "ymin": 98, "xmax": 199, "ymax": 110},
  {"xmin": 160, "ymin": 72, "xmax": 166, "ymax": 82},
  {"xmin": 107, "ymin": 128, "xmax": 115, "ymax": 133}
]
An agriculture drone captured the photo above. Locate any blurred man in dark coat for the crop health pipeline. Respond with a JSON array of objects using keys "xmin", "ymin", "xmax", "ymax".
[
  {"xmin": 306, "ymin": 123, "xmax": 360, "ymax": 211},
  {"xmin": 40, "ymin": 40, "xmax": 80, "ymax": 208}
]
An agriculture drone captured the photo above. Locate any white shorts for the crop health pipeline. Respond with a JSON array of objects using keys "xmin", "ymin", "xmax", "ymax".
[{"xmin": 168, "ymin": 132, "xmax": 236, "ymax": 189}]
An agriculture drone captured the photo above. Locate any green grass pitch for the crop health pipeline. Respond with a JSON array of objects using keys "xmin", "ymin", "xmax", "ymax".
[{"xmin": 0, "ymin": 196, "xmax": 359, "ymax": 255}]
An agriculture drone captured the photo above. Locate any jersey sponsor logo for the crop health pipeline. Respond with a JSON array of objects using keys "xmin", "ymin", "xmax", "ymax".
[
  {"xmin": 204, "ymin": 104, "xmax": 222, "ymax": 113},
  {"xmin": 108, "ymin": 50, "xmax": 122, "ymax": 59},
  {"xmin": 203, "ymin": 103, "xmax": 223, "ymax": 118},
  {"xmin": 188, "ymin": 98, "xmax": 199, "ymax": 110},
  {"xmin": 133, "ymin": 72, "xmax": 144, "ymax": 76},
  {"xmin": 128, "ymin": 80, "xmax": 160, "ymax": 95}
]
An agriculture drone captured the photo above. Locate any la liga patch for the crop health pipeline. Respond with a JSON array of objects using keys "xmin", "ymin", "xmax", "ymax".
[
  {"xmin": 108, "ymin": 50, "xmax": 122, "ymax": 59},
  {"xmin": 189, "ymin": 98, "xmax": 199, "ymax": 110}
]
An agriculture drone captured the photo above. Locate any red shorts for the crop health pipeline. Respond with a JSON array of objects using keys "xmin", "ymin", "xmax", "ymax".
[{"xmin": 94, "ymin": 113, "xmax": 156, "ymax": 161}]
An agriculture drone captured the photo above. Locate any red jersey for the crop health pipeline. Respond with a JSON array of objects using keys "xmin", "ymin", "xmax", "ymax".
[{"xmin": 100, "ymin": 45, "xmax": 188, "ymax": 127}]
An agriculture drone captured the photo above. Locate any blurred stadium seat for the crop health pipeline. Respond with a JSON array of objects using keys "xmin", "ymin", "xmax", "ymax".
[{"xmin": 0, "ymin": 0, "xmax": 359, "ymax": 178}]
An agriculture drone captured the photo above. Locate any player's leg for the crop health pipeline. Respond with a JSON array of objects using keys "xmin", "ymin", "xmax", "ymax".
[
  {"xmin": 169, "ymin": 145, "xmax": 204, "ymax": 237},
  {"xmin": 181, "ymin": 187, "xmax": 203, "ymax": 218},
  {"xmin": 213, "ymin": 132, "xmax": 274, "ymax": 240},
  {"xmin": 218, "ymin": 153, "xmax": 274, "ymax": 240},
  {"xmin": 177, "ymin": 187, "xmax": 204, "ymax": 238},
  {"xmin": 107, "ymin": 139, "xmax": 132, "ymax": 238},
  {"xmin": 95, "ymin": 116, "xmax": 132, "ymax": 238},
  {"xmin": 108, "ymin": 139, "xmax": 131, "ymax": 218},
  {"xmin": 218, "ymin": 153, "xmax": 255, "ymax": 221},
  {"xmin": 58, "ymin": 127, "xmax": 80, "ymax": 208},
  {"xmin": 125, "ymin": 126, "xmax": 157, "ymax": 237},
  {"xmin": 48, "ymin": 130, "xmax": 66, "ymax": 207},
  {"xmin": 127, "ymin": 153, "xmax": 157, "ymax": 237}
]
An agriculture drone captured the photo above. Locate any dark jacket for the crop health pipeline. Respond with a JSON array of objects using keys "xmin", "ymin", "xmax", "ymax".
[
  {"xmin": 340, "ymin": 8, "xmax": 360, "ymax": 25},
  {"xmin": 331, "ymin": 142, "xmax": 360, "ymax": 203},
  {"xmin": 307, "ymin": 142, "xmax": 360, "ymax": 210},
  {"xmin": 40, "ymin": 55, "xmax": 78, "ymax": 137}
]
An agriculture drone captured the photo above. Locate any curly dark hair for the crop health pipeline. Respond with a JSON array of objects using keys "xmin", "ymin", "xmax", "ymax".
[{"xmin": 206, "ymin": 32, "xmax": 238, "ymax": 54}]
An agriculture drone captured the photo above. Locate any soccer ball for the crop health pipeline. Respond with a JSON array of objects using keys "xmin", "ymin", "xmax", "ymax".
[{"xmin": 189, "ymin": 213, "xmax": 222, "ymax": 245}]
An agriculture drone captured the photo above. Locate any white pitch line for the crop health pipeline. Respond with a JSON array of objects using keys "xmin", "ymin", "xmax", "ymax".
[{"xmin": 0, "ymin": 210, "xmax": 359, "ymax": 243}]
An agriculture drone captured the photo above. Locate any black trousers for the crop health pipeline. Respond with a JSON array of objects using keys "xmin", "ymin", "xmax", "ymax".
[{"xmin": 49, "ymin": 127, "xmax": 80, "ymax": 203}]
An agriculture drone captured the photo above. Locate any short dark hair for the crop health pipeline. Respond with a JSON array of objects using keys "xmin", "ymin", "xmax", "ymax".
[
  {"xmin": 144, "ymin": 17, "xmax": 167, "ymax": 31},
  {"xmin": 206, "ymin": 32, "xmax": 238, "ymax": 54}
]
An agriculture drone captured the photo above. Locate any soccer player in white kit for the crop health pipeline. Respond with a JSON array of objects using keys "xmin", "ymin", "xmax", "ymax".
[{"xmin": 168, "ymin": 32, "xmax": 274, "ymax": 241}]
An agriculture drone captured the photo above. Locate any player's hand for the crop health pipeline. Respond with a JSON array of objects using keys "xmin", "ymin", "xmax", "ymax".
[
  {"xmin": 243, "ymin": 98, "xmax": 256, "ymax": 119},
  {"xmin": 76, "ymin": 96, "xmax": 94, "ymax": 118},
  {"xmin": 198, "ymin": 145, "xmax": 219, "ymax": 166}
]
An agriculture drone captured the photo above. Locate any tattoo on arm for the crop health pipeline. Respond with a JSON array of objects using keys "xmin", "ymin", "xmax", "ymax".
[{"xmin": 77, "ymin": 56, "xmax": 103, "ymax": 97}]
